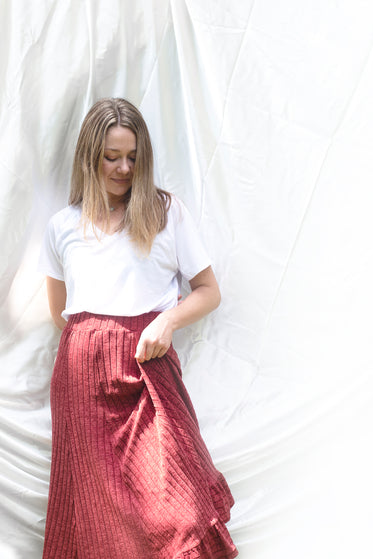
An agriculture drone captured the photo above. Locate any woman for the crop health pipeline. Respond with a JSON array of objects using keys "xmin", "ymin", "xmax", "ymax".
[{"xmin": 39, "ymin": 98, "xmax": 237, "ymax": 558}]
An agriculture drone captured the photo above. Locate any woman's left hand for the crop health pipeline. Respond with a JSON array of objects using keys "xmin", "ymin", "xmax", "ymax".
[
  {"xmin": 135, "ymin": 266, "xmax": 221, "ymax": 363},
  {"xmin": 135, "ymin": 312, "xmax": 175, "ymax": 363}
]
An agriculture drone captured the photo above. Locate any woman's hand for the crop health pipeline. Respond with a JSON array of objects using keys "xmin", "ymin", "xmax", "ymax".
[
  {"xmin": 135, "ymin": 312, "xmax": 175, "ymax": 363},
  {"xmin": 135, "ymin": 266, "xmax": 221, "ymax": 363}
]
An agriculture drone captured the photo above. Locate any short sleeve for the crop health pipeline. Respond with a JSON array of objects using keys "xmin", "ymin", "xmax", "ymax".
[
  {"xmin": 173, "ymin": 198, "xmax": 211, "ymax": 280},
  {"xmin": 38, "ymin": 218, "xmax": 65, "ymax": 281}
]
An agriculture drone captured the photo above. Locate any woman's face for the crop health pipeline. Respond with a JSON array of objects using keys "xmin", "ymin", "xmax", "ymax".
[{"xmin": 102, "ymin": 125, "xmax": 137, "ymax": 200}]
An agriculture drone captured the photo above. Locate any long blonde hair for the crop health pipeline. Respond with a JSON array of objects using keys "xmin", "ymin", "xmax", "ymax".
[{"xmin": 69, "ymin": 98, "xmax": 171, "ymax": 253}]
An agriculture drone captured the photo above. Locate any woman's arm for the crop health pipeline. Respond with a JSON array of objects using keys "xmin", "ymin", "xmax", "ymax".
[
  {"xmin": 46, "ymin": 276, "xmax": 68, "ymax": 330},
  {"xmin": 135, "ymin": 265, "xmax": 221, "ymax": 363}
]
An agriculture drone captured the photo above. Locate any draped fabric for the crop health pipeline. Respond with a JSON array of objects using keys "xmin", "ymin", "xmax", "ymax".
[{"xmin": 1, "ymin": 1, "xmax": 373, "ymax": 558}]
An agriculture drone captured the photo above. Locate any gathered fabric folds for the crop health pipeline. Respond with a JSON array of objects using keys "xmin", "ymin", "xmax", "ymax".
[{"xmin": 42, "ymin": 311, "xmax": 237, "ymax": 559}]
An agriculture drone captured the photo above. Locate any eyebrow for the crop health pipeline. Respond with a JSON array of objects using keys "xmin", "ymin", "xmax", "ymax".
[{"xmin": 105, "ymin": 148, "xmax": 137, "ymax": 153}]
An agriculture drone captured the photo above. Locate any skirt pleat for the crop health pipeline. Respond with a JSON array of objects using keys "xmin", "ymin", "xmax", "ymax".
[{"xmin": 42, "ymin": 312, "xmax": 238, "ymax": 559}]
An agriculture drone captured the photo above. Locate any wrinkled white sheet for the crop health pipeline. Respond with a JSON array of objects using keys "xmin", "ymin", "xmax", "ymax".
[{"xmin": 1, "ymin": 1, "xmax": 373, "ymax": 557}]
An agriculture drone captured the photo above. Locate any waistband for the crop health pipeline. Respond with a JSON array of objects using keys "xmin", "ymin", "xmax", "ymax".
[{"xmin": 66, "ymin": 311, "xmax": 160, "ymax": 331}]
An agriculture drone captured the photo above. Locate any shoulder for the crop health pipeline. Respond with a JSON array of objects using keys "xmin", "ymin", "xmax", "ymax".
[
  {"xmin": 47, "ymin": 205, "xmax": 81, "ymax": 231},
  {"xmin": 166, "ymin": 194, "xmax": 190, "ymax": 223},
  {"xmin": 156, "ymin": 190, "xmax": 199, "ymax": 234},
  {"xmin": 43, "ymin": 205, "xmax": 82, "ymax": 246},
  {"xmin": 50, "ymin": 204, "xmax": 81, "ymax": 221}
]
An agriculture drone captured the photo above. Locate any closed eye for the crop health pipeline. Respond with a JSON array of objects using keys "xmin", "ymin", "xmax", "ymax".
[{"xmin": 104, "ymin": 156, "xmax": 117, "ymax": 162}]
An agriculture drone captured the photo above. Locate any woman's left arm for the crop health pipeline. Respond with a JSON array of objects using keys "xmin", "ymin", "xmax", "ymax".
[{"xmin": 135, "ymin": 265, "xmax": 221, "ymax": 363}]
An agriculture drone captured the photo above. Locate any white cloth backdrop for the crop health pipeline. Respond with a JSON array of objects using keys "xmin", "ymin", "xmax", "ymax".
[{"xmin": 1, "ymin": 1, "xmax": 373, "ymax": 557}]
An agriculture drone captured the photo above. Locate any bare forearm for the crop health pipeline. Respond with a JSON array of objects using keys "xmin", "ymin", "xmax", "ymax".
[
  {"xmin": 54, "ymin": 316, "xmax": 68, "ymax": 330},
  {"xmin": 135, "ymin": 266, "xmax": 221, "ymax": 362},
  {"xmin": 46, "ymin": 276, "xmax": 67, "ymax": 330},
  {"xmin": 163, "ymin": 284, "xmax": 220, "ymax": 333}
]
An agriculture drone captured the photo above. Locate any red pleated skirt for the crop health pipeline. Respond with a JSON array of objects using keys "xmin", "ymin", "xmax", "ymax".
[{"xmin": 42, "ymin": 312, "xmax": 238, "ymax": 559}]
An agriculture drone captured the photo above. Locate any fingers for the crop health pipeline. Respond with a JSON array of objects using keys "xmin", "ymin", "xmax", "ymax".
[
  {"xmin": 134, "ymin": 338, "xmax": 147, "ymax": 363},
  {"xmin": 134, "ymin": 314, "xmax": 173, "ymax": 362},
  {"xmin": 135, "ymin": 339, "xmax": 170, "ymax": 363},
  {"xmin": 134, "ymin": 344, "xmax": 145, "ymax": 363}
]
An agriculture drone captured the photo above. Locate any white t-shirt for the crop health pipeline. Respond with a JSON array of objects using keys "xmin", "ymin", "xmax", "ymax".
[{"xmin": 38, "ymin": 196, "xmax": 211, "ymax": 320}]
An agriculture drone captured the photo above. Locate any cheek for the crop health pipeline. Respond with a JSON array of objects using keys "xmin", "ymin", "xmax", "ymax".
[{"xmin": 102, "ymin": 161, "xmax": 113, "ymax": 178}]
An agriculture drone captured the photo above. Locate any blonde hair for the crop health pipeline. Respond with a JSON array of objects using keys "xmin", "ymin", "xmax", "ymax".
[{"xmin": 69, "ymin": 97, "xmax": 171, "ymax": 253}]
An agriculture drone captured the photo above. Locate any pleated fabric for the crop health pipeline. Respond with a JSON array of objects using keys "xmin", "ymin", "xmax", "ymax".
[{"xmin": 42, "ymin": 312, "xmax": 238, "ymax": 559}]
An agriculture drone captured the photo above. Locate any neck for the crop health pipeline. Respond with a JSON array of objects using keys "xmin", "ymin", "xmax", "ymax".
[
  {"xmin": 108, "ymin": 197, "xmax": 124, "ymax": 212},
  {"xmin": 107, "ymin": 190, "xmax": 131, "ymax": 212}
]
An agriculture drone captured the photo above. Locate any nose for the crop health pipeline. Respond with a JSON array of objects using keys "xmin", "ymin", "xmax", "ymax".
[{"xmin": 117, "ymin": 159, "xmax": 130, "ymax": 174}]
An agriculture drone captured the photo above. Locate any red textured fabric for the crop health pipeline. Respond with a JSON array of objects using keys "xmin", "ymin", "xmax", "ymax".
[{"xmin": 42, "ymin": 312, "xmax": 238, "ymax": 559}]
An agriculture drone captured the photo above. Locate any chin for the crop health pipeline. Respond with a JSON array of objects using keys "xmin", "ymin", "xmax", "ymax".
[{"xmin": 108, "ymin": 186, "xmax": 131, "ymax": 197}]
